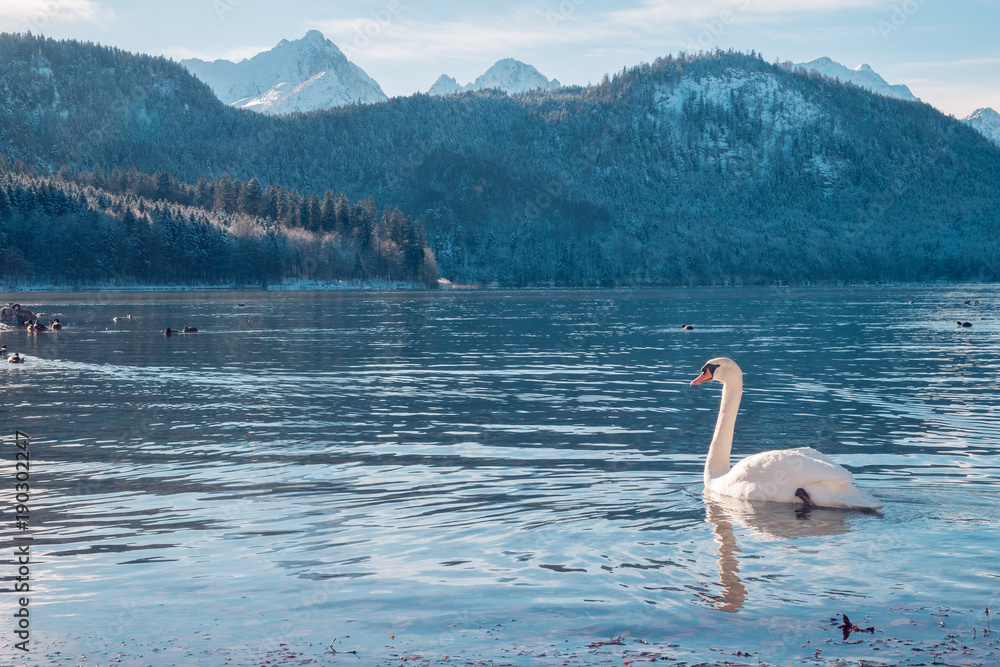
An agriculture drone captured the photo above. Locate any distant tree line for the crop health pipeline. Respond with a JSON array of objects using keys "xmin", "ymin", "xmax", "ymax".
[{"xmin": 0, "ymin": 163, "xmax": 438, "ymax": 286}]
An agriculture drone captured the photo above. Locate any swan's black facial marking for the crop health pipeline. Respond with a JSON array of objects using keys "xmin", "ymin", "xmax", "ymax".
[{"xmin": 691, "ymin": 361, "xmax": 723, "ymax": 386}]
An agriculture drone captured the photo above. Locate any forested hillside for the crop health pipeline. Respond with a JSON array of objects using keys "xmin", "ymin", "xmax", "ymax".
[
  {"xmin": 0, "ymin": 163, "xmax": 438, "ymax": 286},
  {"xmin": 2, "ymin": 32, "xmax": 999, "ymax": 285}
]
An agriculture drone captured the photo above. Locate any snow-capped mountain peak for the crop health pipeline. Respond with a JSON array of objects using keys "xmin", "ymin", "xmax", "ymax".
[
  {"xmin": 427, "ymin": 74, "xmax": 462, "ymax": 97},
  {"xmin": 963, "ymin": 107, "xmax": 1000, "ymax": 146},
  {"xmin": 428, "ymin": 58, "xmax": 560, "ymax": 97},
  {"xmin": 790, "ymin": 57, "xmax": 918, "ymax": 102},
  {"xmin": 181, "ymin": 31, "xmax": 387, "ymax": 115},
  {"xmin": 473, "ymin": 58, "xmax": 561, "ymax": 94}
]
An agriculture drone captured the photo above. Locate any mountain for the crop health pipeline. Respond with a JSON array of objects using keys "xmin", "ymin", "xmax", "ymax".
[
  {"xmin": 428, "ymin": 58, "xmax": 561, "ymax": 96},
  {"xmin": 963, "ymin": 107, "xmax": 1000, "ymax": 146},
  {"xmin": 427, "ymin": 74, "xmax": 462, "ymax": 96},
  {"xmin": 790, "ymin": 57, "xmax": 918, "ymax": 101},
  {"xmin": 3, "ymin": 34, "xmax": 1000, "ymax": 287},
  {"xmin": 181, "ymin": 30, "xmax": 387, "ymax": 114}
]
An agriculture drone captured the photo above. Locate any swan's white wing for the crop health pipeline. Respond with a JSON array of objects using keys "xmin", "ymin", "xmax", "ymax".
[
  {"xmin": 709, "ymin": 447, "xmax": 881, "ymax": 508},
  {"xmin": 727, "ymin": 447, "xmax": 853, "ymax": 486}
]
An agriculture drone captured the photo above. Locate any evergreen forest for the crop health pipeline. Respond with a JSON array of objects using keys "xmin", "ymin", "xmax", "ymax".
[
  {"xmin": 2, "ymin": 32, "xmax": 999, "ymax": 286},
  {"xmin": 0, "ymin": 163, "xmax": 438, "ymax": 286}
]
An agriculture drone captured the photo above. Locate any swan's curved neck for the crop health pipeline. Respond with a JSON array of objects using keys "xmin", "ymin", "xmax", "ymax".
[{"xmin": 705, "ymin": 375, "xmax": 742, "ymax": 484}]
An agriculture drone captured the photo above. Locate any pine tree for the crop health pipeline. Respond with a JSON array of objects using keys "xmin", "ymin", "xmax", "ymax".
[
  {"xmin": 213, "ymin": 173, "xmax": 236, "ymax": 213},
  {"xmin": 320, "ymin": 189, "xmax": 336, "ymax": 232},
  {"xmin": 237, "ymin": 177, "xmax": 263, "ymax": 217},
  {"xmin": 194, "ymin": 175, "xmax": 212, "ymax": 209},
  {"xmin": 154, "ymin": 171, "xmax": 172, "ymax": 201},
  {"xmin": 307, "ymin": 193, "xmax": 322, "ymax": 232},
  {"xmin": 403, "ymin": 217, "xmax": 426, "ymax": 279},
  {"xmin": 91, "ymin": 164, "xmax": 108, "ymax": 190}
]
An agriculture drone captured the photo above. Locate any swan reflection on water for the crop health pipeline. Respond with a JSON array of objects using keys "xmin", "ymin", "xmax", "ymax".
[{"xmin": 701, "ymin": 494, "xmax": 856, "ymax": 613}]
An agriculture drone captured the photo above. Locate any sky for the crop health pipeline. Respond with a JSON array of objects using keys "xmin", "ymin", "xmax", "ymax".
[{"xmin": 1, "ymin": 0, "xmax": 998, "ymax": 118}]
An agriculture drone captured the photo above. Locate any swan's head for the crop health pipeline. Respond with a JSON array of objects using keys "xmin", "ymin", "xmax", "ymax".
[{"xmin": 691, "ymin": 357, "xmax": 742, "ymax": 386}]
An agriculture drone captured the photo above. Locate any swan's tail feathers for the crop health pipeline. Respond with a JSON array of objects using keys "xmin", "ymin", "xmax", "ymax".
[
  {"xmin": 805, "ymin": 480, "xmax": 883, "ymax": 510},
  {"xmin": 844, "ymin": 489, "xmax": 882, "ymax": 510}
]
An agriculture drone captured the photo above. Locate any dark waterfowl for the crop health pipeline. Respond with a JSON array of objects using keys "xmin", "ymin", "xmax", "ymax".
[
  {"xmin": 30, "ymin": 320, "xmax": 47, "ymax": 332},
  {"xmin": 50, "ymin": 319, "xmax": 62, "ymax": 330},
  {"xmin": 182, "ymin": 326, "xmax": 198, "ymax": 333},
  {"xmin": 1, "ymin": 303, "xmax": 37, "ymax": 325},
  {"xmin": 164, "ymin": 328, "xmax": 176, "ymax": 336},
  {"xmin": 958, "ymin": 321, "xmax": 972, "ymax": 327},
  {"xmin": 681, "ymin": 324, "xmax": 694, "ymax": 330},
  {"xmin": 1, "ymin": 344, "xmax": 7, "ymax": 354},
  {"xmin": 8, "ymin": 352, "xmax": 23, "ymax": 363}
]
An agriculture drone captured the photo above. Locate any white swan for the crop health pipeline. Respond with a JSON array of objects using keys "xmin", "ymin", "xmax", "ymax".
[{"xmin": 691, "ymin": 357, "xmax": 882, "ymax": 509}]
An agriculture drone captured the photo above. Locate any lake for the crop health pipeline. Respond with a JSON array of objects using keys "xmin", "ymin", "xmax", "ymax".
[{"xmin": 2, "ymin": 287, "xmax": 999, "ymax": 666}]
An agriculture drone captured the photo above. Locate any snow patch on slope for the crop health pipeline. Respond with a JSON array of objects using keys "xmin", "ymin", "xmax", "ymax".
[
  {"xmin": 654, "ymin": 71, "xmax": 839, "ymax": 181},
  {"xmin": 656, "ymin": 72, "xmax": 823, "ymax": 131}
]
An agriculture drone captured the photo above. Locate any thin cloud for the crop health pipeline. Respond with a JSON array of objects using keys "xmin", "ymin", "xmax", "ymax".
[
  {"xmin": 313, "ymin": 0, "xmax": 899, "ymax": 67},
  {"xmin": 896, "ymin": 56, "xmax": 1000, "ymax": 69},
  {"xmin": 748, "ymin": 24, "xmax": 887, "ymax": 45},
  {"xmin": 607, "ymin": 0, "xmax": 890, "ymax": 26},
  {"xmin": 731, "ymin": 0, "xmax": 892, "ymax": 12},
  {"xmin": 0, "ymin": 0, "xmax": 115, "ymax": 29},
  {"xmin": 312, "ymin": 7, "xmax": 608, "ymax": 63}
]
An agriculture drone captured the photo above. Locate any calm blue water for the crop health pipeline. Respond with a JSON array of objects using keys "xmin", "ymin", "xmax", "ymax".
[{"xmin": 2, "ymin": 287, "xmax": 999, "ymax": 666}]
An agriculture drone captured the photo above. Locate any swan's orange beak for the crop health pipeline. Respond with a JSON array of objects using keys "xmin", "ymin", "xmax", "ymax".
[{"xmin": 691, "ymin": 369, "xmax": 713, "ymax": 385}]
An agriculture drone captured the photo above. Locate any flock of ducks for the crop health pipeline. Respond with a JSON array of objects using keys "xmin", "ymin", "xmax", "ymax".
[
  {"xmin": 4, "ymin": 311, "xmax": 62, "ymax": 362},
  {"xmin": 25, "ymin": 318, "xmax": 61, "ymax": 331},
  {"xmin": 4, "ymin": 309, "xmax": 201, "ymax": 363}
]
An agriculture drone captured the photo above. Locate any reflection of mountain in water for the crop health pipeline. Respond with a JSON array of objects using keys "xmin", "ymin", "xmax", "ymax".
[{"xmin": 702, "ymin": 494, "xmax": 857, "ymax": 613}]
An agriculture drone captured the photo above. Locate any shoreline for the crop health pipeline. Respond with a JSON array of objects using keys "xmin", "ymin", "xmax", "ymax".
[
  {"xmin": 1, "ymin": 279, "xmax": 995, "ymax": 294},
  {"xmin": 0, "ymin": 278, "xmax": 432, "ymax": 293},
  {"xmin": 17, "ymin": 604, "xmax": 1000, "ymax": 667}
]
